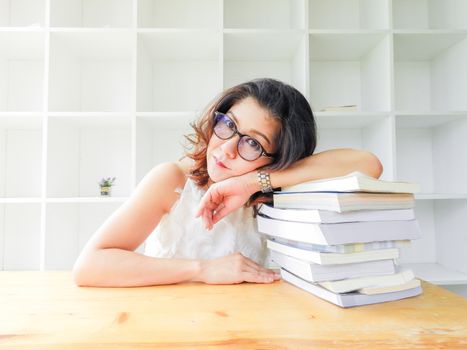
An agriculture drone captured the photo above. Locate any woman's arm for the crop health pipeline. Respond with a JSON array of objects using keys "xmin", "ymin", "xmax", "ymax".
[
  {"xmin": 196, "ymin": 148, "xmax": 383, "ymax": 229},
  {"xmin": 252, "ymin": 148, "xmax": 383, "ymax": 192},
  {"xmin": 72, "ymin": 162, "xmax": 197, "ymax": 287},
  {"xmin": 73, "ymin": 162, "xmax": 279, "ymax": 287}
]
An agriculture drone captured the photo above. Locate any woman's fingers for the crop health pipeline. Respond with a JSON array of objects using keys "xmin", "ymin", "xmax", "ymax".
[
  {"xmin": 241, "ymin": 258, "xmax": 281, "ymax": 280},
  {"xmin": 196, "ymin": 188, "xmax": 226, "ymax": 230},
  {"xmin": 211, "ymin": 203, "xmax": 230, "ymax": 225},
  {"xmin": 196, "ymin": 189, "xmax": 216, "ymax": 218},
  {"xmin": 241, "ymin": 266, "xmax": 278, "ymax": 280},
  {"xmin": 203, "ymin": 207, "xmax": 212, "ymax": 230},
  {"xmin": 196, "ymin": 252, "xmax": 281, "ymax": 284},
  {"xmin": 242, "ymin": 271, "xmax": 277, "ymax": 283},
  {"xmin": 242, "ymin": 256, "xmax": 276, "ymax": 274}
]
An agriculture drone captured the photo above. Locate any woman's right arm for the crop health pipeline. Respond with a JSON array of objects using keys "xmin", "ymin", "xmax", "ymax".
[
  {"xmin": 72, "ymin": 161, "xmax": 280, "ymax": 287},
  {"xmin": 72, "ymin": 162, "xmax": 203, "ymax": 287}
]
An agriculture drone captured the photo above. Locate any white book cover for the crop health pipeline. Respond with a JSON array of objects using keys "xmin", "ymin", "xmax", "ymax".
[
  {"xmin": 318, "ymin": 269, "xmax": 415, "ymax": 293},
  {"xmin": 257, "ymin": 215, "xmax": 421, "ymax": 245},
  {"xmin": 359, "ymin": 279, "xmax": 422, "ymax": 295},
  {"xmin": 267, "ymin": 239, "xmax": 399, "ymax": 265},
  {"xmin": 281, "ymin": 268, "xmax": 423, "ymax": 308},
  {"xmin": 273, "ymin": 191, "xmax": 415, "ymax": 212},
  {"xmin": 268, "ymin": 236, "xmax": 411, "ymax": 254},
  {"xmin": 258, "ymin": 203, "xmax": 415, "ymax": 223},
  {"xmin": 320, "ymin": 104, "xmax": 357, "ymax": 112},
  {"xmin": 270, "ymin": 250, "xmax": 395, "ymax": 282},
  {"xmin": 280, "ymin": 171, "xmax": 421, "ymax": 194}
]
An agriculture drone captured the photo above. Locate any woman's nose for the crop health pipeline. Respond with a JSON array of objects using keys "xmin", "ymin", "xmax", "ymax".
[{"xmin": 220, "ymin": 136, "xmax": 238, "ymax": 159}]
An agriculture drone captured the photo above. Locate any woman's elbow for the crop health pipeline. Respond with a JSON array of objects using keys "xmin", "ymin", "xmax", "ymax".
[
  {"xmin": 365, "ymin": 151, "xmax": 383, "ymax": 178},
  {"xmin": 72, "ymin": 260, "xmax": 88, "ymax": 287},
  {"xmin": 72, "ymin": 264, "xmax": 85, "ymax": 287},
  {"xmin": 72, "ymin": 252, "xmax": 94, "ymax": 287}
]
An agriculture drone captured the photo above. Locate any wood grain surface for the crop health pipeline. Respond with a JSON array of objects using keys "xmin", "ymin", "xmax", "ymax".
[{"xmin": 1, "ymin": 271, "xmax": 466, "ymax": 349}]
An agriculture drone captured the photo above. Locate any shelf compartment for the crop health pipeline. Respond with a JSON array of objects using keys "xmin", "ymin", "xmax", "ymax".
[
  {"xmin": 401, "ymin": 263, "xmax": 467, "ymax": 285},
  {"xmin": 395, "ymin": 111, "xmax": 467, "ymax": 128},
  {"xmin": 415, "ymin": 193, "xmax": 467, "ymax": 200},
  {"xmin": 0, "ymin": 31, "xmax": 44, "ymax": 111},
  {"xmin": 394, "ymin": 32, "xmax": 467, "ymax": 112},
  {"xmin": 0, "ymin": 114, "xmax": 42, "ymax": 197},
  {"xmin": 49, "ymin": 31, "xmax": 133, "ymax": 112},
  {"xmin": 46, "ymin": 114, "xmax": 132, "ymax": 198},
  {"xmin": 315, "ymin": 115, "xmax": 393, "ymax": 180},
  {"xmin": 314, "ymin": 112, "xmax": 388, "ymax": 128},
  {"xmin": 224, "ymin": 30, "xmax": 307, "ymax": 96},
  {"xmin": 396, "ymin": 114, "xmax": 467, "ymax": 194},
  {"xmin": 309, "ymin": 32, "xmax": 390, "ymax": 112},
  {"xmin": 398, "ymin": 199, "xmax": 467, "ymax": 285},
  {"xmin": 50, "ymin": 0, "xmax": 133, "ymax": 28},
  {"xmin": 45, "ymin": 202, "xmax": 126, "ymax": 270},
  {"xmin": 393, "ymin": 0, "xmax": 467, "ymax": 30},
  {"xmin": 0, "ymin": 0, "xmax": 45, "ymax": 27},
  {"xmin": 135, "ymin": 113, "xmax": 193, "ymax": 183},
  {"xmin": 309, "ymin": 0, "xmax": 389, "ymax": 30},
  {"xmin": 137, "ymin": 31, "xmax": 221, "ymax": 112},
  {"xmin": 138, "ymin": 0, "xmax": 220, "ymax": 29},
  {"xmin": 0, "ymin": 203, "xmax": 41, "ymax": 270},
  {"xmin": 224, "ymin": 0, "xmax": 305, "ymax": 29},
  {"xmin": 46, "ymin": 197, "xmax": 128, "ymax": 203}
]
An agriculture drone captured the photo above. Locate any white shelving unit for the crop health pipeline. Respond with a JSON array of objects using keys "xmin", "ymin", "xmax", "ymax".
[
  {"xmin": 137, "ymin": 30, "xmax": 221, "ymax": 112},
  {"xmin": 0, "ymin": 1, "xmax": 466, "ymax": 294}
]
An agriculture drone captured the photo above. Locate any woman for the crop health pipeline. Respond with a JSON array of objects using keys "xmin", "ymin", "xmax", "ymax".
[{"xmin": 72, "ymin": 78, "xmax": 383, "ymax": 287}]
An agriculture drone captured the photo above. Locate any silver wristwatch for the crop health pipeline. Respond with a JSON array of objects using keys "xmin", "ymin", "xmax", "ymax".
[{"xmin": 257, "ymin": 170, "xmax": 273, "ymax": 193}]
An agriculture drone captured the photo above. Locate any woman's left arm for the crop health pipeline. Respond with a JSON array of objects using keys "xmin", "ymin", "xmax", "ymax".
[
  {"xmin": 261, "ymin": 148, "xmax": 383, "ymax": 191},
  {"xmin": 196, "ymin": 148, "xmax": 383, "ymax": 229}
]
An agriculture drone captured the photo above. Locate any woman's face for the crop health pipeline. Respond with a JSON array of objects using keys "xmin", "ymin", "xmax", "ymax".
[{"xmin": 206, "ymin": 96, "xmax": 281, "ymax": 183}]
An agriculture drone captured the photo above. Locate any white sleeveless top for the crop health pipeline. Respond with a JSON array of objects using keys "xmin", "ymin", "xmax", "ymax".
[{"xmin": 144, "ymin": 177, "xmax": 271, "ymax": 267}]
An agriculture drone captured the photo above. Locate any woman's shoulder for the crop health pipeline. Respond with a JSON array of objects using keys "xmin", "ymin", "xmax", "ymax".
[
  {"xmin": 150, "ymin": 157, "xmax": 201, "ymax": 190},
  {"xmin": 140, "ymin": 161, "xmax": 190, "ymax": 214},
  {"xmin": 175, "ymin": 156, "xmax": 195, "ymax": 179}
]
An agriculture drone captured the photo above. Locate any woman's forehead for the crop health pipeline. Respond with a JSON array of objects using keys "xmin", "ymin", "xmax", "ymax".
[{"xmin": 228, "ymin": 97, "xmax": 280, "ymax": 135}]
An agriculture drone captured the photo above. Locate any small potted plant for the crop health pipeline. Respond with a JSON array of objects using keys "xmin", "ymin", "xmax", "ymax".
[{"xmin": 98, "ymin": 177, "xmax": 116, "ymax": 196}]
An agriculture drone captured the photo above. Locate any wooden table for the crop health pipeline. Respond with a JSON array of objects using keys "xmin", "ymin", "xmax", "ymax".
[{"xmin": 1, "ymin": 272, "xmax": 466, "ymax": 349}]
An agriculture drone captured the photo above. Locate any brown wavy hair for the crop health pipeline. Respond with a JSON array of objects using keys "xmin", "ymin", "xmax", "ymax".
[{"xmin": 182, "ymin": 78, "xmax": 317, "ymax": 215}]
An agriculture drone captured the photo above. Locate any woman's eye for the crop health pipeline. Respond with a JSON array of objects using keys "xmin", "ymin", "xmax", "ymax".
[
  {"xmin": 226, "ymin": 120, "xmax": 235, "ymax": 129},
  {"xmin": 246, "ymin": 137, "xmax": 260, "ymax": 149}
]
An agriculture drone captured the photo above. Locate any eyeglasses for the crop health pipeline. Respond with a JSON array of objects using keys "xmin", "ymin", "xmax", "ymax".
[{"xmin": 213, "ymin": 111, "xmax": 275, "ymax": 161}]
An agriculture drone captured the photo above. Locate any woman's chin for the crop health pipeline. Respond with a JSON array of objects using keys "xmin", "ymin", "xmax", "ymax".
[
  {"xmin": 206, "ymin": 166, "xmax": 221, "ymax": 183},
  {"xmin": 207, "ymin": 165, "xmax": 229, "ymax": 183}
]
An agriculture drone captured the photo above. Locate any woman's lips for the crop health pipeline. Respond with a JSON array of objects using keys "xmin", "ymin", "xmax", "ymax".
[{"xmin": 214, "ymin": 156, "xmax": 228, "ymax": 169}]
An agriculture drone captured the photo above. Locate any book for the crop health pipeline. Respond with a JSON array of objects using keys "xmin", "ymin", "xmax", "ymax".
[
  {"xmin": 270, "ymin": 250, "xmax": 395, "ymax": 282},
  {"xmin": 320, "ymin": 105, "xmax": 357, "ymax": 112},
  {"xmin": 257, "ymin": 215, "xmax": 421, "ymax": 245},
  {"xmin": 359, "ymin": 278, "xmax": 421, "ymax": 295},
  {"xmin": 259, "ymin": 202, "xmax": 415, "ymax": 223},
  {"xmin": 281, "ymin": 268, "xmax": 423, "ymax": 308},
  {"xmin": 318, "ymin": 269, "xmax": 415, "ymax": 293},
  {"xmin": 267, "ymin": 239, "xmax": 399, "ymax": 265},
  {"xmin": 273, "ymin": 191, "xmax": 415, "ymax": 212},
  {"xmin": 268, "ymin": 236, "xmax": 411, "ymax": 254},
  {"xmin": 280, "ymin": 171, "xmax": 420, "ymax": 194}
]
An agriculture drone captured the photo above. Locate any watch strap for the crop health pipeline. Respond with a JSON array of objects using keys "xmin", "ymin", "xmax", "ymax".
[{"xmin": 257, "ymin": 170, "xmax": 273, "ymax": 193}]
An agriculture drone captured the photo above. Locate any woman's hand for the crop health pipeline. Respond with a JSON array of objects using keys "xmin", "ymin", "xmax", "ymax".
[
  {"xmin": 191, "ymin": 252, "xmax": 281, "ymax": 284},
  {"xmin": 195, "ymin": 172, "xmax": 258, "ymax": 230}
]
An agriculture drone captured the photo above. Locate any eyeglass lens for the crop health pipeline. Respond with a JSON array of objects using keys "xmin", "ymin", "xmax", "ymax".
[{"xmin": 214, "ymin": 112, "xmax": 263, "ymax": 161}]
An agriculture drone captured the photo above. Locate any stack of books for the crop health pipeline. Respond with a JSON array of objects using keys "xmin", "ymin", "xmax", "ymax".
[{"xmin": 257, "ymin": 171, "xmax": 423, "ymax": 308}]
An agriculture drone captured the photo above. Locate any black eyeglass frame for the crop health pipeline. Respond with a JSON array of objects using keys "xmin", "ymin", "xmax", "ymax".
[{"xmin": 213, "ymin": 111, "xmax": 275, "ymax": 162}]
